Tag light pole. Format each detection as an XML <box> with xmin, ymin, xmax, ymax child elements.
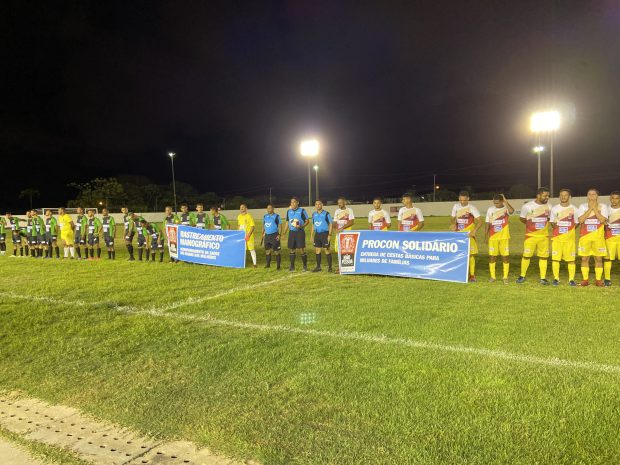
<box><xmin>168</xmin><ymin>152</ymin><xmax>177</xmax><ymax>214</ymax></box>
<box><xmin>313</xmin><ymin>165</ymin><xmax>319</xmax><ymax>201</ymax></box>
<box><xmin>300</xmin><ymin>139</ymin><xmax>319</xmax><ymax>206</ymax></box>
<box><xmin>532</xmin><ymin>146</ymin><xmax>545</xmax><ymax>189</ymax></box>
<box><xmin>531</xmin><ymin>111</ymin><xmax>560</xmax><ymax>193</ymax></box>
<box><xmin>433</xmin><ymin>174</ymin><xmax>437</xmax><ymax>202</ymax></box>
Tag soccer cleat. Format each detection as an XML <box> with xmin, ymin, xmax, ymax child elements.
<box><xmin>516</xmin><ymin>276</ymin><xmax>526</xmax><ymax>284</ymax></box>
<box><xmin>302</xmin><ymin>267</ymin><xmax>308</xmax><ymax>272</ymax></box>
<box><xmin>327</xmin><ymin>267</ymin><xmax>333</xmax><ymax>273</ymax></box>
<box><xmin>502</xmin><ymin>278</ymin><xmax>509</xmax><ymax>285</ymax></box>
<box><xmin>539</xmin><ymin>278</ymin><xmax>549</xmax><ymax>286</ymax></box>
<box><xmin>568</xmin><ymin>280</ymin><xmax>577</xmax><ymax>287</ymax></box>
<box><xmin>253</xmin><ymin>265</ymin><xmax>257</xmax><ymax>269</ymax></box>
<box><xmin>312</xmin><ymin>267</ymin><xmax>322</xmax><ymax>273</ymax></box>
<box><xmin>128</xmin><ymin>257</ymin><xmax>135</xmax><ymax>261</ymax></box>
<box><xmin>488</xmin><ymin>278</ymin><xmax>496</xmax><ymax>283</ymax></box>
<box><xmin>10</xmin><ymin>255</ymin><xmax>17</xmax><ymax>258</ymax></box>
<box><xmin>264</xmin><ymin>264</ymin><xmax>270</xmax><ymax>269</ymax></box>
<box><xmin>604</xmin><ymin>280</ymin><xmax>612</xmax><ymax>287</ymax></box>
<box><xmin>552</xmin><ymin>279</ymin><xmax>560</xmax><ymax>286</ymax></box>
<box><xmin>595</xmin><ymin>280</ymin><xmax>604</xmax><ymax>287</ymax></box>
<box><xmin>289</xmin><ymin>266</ymin><xmax>295</xmax><ymax>272</ymax></box>
<box><xmin>579</xmin><ymin>280</ymin><xmax>589</xmax><ymax>287</ymax></box>
<box><xmin>468</xmin><ymin>275</ymin><xmax>476</xmax><ymax>283</ymax></box>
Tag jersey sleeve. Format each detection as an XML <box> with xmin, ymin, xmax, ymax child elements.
<box><xmin>520</xmin><ymin>204</ymin><xmax>529</xmax><ymax>219</ymax></box>
<box><xmin>397</xmin><ymin>208</ymin><xmax>403</xmax><ymax>221</ymax></box>
<box><xmin>471</xmin><ymin>206</ymin><xmax>481</xmax><ymax>218</ymax></box>
<box><xmin>301</xmin><ymin>209</ymin><xmax>308</xmax><ymax>222</ymax></box>
<box><xmin>326</xmin><ymin>212</ymin><xmax>332</xmax><ymax>224</ymax></box>
<box><xmin>249</xmin><ymin>215</ymin><xmax>255</xmax><ymax>227</ymax></box>
<box><xmin>221</xmin><ymin>214</ymin><xmax>229</xmax><ymax>228</ymax></box>
<box><xmin>485</xmin><ymin>208</ymin><xmax>492</xmax><ymax>223</ymax></box>
<box><xmin>385</xmin><ymin>210</ymin><xmax>392</xmax><ymax>224</ymax></box>
<box><xmin>417</xmin><ymin>208</ymin><xmax>424</xmax><ymax>222</ymax></box>
<box><xmin>576</xmin><ymin>204</ymin><xmax>586</xmax><ymax>220</ymax></box>
<box><xmin>450</xmin><ymin>204</ymin><xmax>457</xmax><ymax>218</ymax></box>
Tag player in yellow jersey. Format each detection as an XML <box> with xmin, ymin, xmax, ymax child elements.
<box><xmin>577</xmin><ymin>188</ymin><xmax>609</xmax><ymax>287</ymax></box>
<box><xmin>237</xmin><ymin>203</ymin><xmax>257</xmax><ymax>268</ymax></box>
<box><xmin>450</xmin><ymin>191</ymin><xmax>481</xmax><ymax>282</ymax></box>
<box><xmin>516</xmin><ymin>187</ymin><xmax>551</xmax><ymax>285</ymax></box>
<box><xmin>603</xmin><ymin>191</ymin><xmax>620</xmax><ymax>287</ymax></box>
<box><xmin>549</xmin><ymin>189</ymin><xmax>578</xmax><ymax>286</ymax></box>
<box><xmin>57</xmin><ymin>207</ymin><xmax>75</xmax><ymax>259</ymax></box>
<box><xmin>485</xmin><ymin>194</ymin><xmax>514</xmax><ymax>284</ymax></box>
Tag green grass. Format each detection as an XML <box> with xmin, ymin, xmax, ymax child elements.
<box><xmin>0</xmin><ymin>427</ymin><xmax>90</xmax><ymax>465</ymax></box>
<box><xmin>1</xmin><ymin>217</ymin><xmax>620</xmax><ymax>464</ymax></box>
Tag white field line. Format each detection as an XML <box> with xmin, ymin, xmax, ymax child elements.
<box><xmin>1</xmin><ymin>290</ymin><xmax>620</xmax><ymax>375</ymax></box>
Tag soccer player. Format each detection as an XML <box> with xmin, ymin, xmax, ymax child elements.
<box><xmin>57</xmin><ymin>207</ymin><xmax>75</xmax><ymax>259</ymax></box>
<box><xmin>30</xmin><ymin>210</ymin><xmax>45</xmax><ymax>258</ymax></box>
<box><xmin>43</xmin><ymin>209</ymin><xmax>60</xmax><ymax>259</ymax></box>
<box><xmin>24</xmin><ymin>210</ymin><xmax>33</xmax><ymax>257</ymax></box>
<box><xmin>261</xmin><ymin>204</ymin><xmax>282</xmax><ymax>269</ymax></box>
<box><xmin>132</xmin><ymin>212</ymin><xmax>147</xmax><ymax>261</ymax></box>
<box><xmin>516</xmin><ymin>188</ymin><xmax>551</xmax><ymax>285</ymax></box>
<box><xmin>101</xmin><ymin>208</ymin><xmax>116</xmax><ymax>259</ymax></box>
<box><xmin>74</xmin><ymin>207</ymin><xmax>88</xmax><ymax>259</ymax></box>
<box><xmin>121</xmin><ymin>207</ymin><xmax>136</xmax><ymax>260</ymax></box>
<box><xmin>5</xmin><ymin>212</ymin><xmax>24</xmax><ymax>257</ymax></box>
<box><xmin>332</xmin><ymin>197</ymin><xmax>355</xmax><ymax>245</ymax></box>
<box><xmin>283</xmin><ymin>197</ymin><xmax>310</xmax><ymax>271</ymax></box>
<box><xmin>450</xmin><ymin>191</ymin><xmax>481</xmax><ymax>282</ymax></box>
<box><xmin>549</xmin><ymin>189</ymin><xmax>578</xmax><ymax>286</ymax></box>
<box><xmin>192</xmin><ymin>204</ymin><xmax>210</xmax><ymax>229</ymax></box>
<box><xmin>311</xmin><ymin>200</ymin><xmax>333</xmax><ymax>272</ymax></box>
<box><xmin>163</xmin><ymin>206</ymin><xmax>180</xmax><ymax>262</ymax></box>
<box><xmin>398</xmin><ymin>194</ymin><xmax>424</xmax><ymax>231</ymax></box>
<box><xmin>210</xmin><ymin>206</ymin><xmax>229</xmax><ymax>230</ymax></box>
<box><xmin>85</xmin><ymin>209</ymin><xmax>102</xmax><ymax>260</ymax></box>
<box><xmin>577</xmin><ymin>188</ymin><xmax>609</xmax><ymax>287</ymax></box>
<box><xmin>368</xmin><ymin>198</ymin><xmax>391</xmax><ymax>231</ymax></box>
<box><xmin>485</xmin><ymin>194</ymin><xmax>514</xmax><ymax>284</ymax></box>
<box><xmin>179</xmin><ymin>203</ymin><xmax>192</xmax><ymax>226</ymax></box>
<box><xmin>140</xmin><ymin>219</ymin><xmax>164</xmax><ymax>262</ymax></box>
<box><xmin>604</xmin><ymin>191</ymin><xmax>620</xmax><ymax>286</ymax></box>
<box><xmin>238</xmin><ymin>203</ymin><xmax>257</xmax><ymax>268</ymax></box>
<box><xmin>0</xmin><ymin>215</ymin><xmax>6</xmax><ymax>256</ymax></box>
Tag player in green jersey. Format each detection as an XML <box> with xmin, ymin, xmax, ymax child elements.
<box><xmin>162</xmin><ymin>206</ymin><xmax>180</xmax><ymax>262</ymax></box>
<box><xmin>178</xmin><ymin>203</ymin><xmax>193</xmax><ymax>226</ymax></box>
<box><xmin>30</xmin><ymin>210</ymin><xmax>46</xmax><ymax>258</ymax></box>
<box><xmin>74</xmin><ymin>207</ymin><xmax>89</xmax><ymax>259</ymax></box>
<box><xmin>121</xmin><ymin>207</ymin><xmax>136</xmax><ymax>260</ymax></box>
<box><xmin>0</xmin><ymin>215</ymin><xmax>6</xmax><ymax>256</ymax></box>
<box><xmin>140</xmin><ymin>219</ymin><xmax>164</xmax><ymax>262</ymax></box>
<box><xmin>5</xmin><ymin>213</ymin><xmax>24</xmax><ymax>257</ymax></box>
<box><xmin>101</xmin><ymin>208</ymin><xmax>116</xmax><ymax>259</ymax></box>
<box><xmin>210</xmin><ymin>206</ymin><xmax>229</xmax><ymax>230</ymax></box>
<box><xmin>85</xmin><ymin>209</ymin><xmax>102</xmax><ymax>260</ymax></box>
<box><xmin>131</xmin><ymin>213</ymin><xmax>147</xmax><ymax>260</ymax></box>
<box><xmin>191</xmin><ymin>203</ymin><xmax>210</xmax><ymax>229</ymax></box>
<box><xmin>43</xmin><ymin>209</ymin><xmax>60</xmax><ymax>259</ymax></box>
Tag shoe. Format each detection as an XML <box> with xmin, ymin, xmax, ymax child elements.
<box><xmin>488</xmin><ymin>278</ymin><xmax>496</xmax><ymax>283</ymax></box>
<box><xmin>253</xmin><ymin>265</ymin><xmax>257</xmax><ymax>269</ymax></box>
<box><xmin>264</xmin><ymin>264</ymin><xmax>270</xmax><ymax>269</ymax></box>
<box><xmin>327</xmin><ymin>268</ymin><xmax>333</xmax><ymax>273</ymax></box>
<box><xmin>10</xmin><ymin>255</ymin><xmax>17</xmax><ymax>258</ymax></box>
<box><xmin>303</xmin><ymin>267</ymin><xmax>307</xmax><ymax>272</ymax></box>
<box><xmin>276</xmin><ymin>267</ymin><xmax>281</xmax><ymax>271</ymax></box>
<box><xmin>128</xmin><ymin>257</ymin><xmax>135</xmax><ymax>261</ymax></box>
<box><xmin>552</xmin><ymin>279</ymin><xmax>560</xmax><ymax>286</ymax></box>
<box><xmin>569</xmin><ymin>280</ymin><xmax>577</xmax><ymax>287</ymax></box>
<box><xmin>516</xmin><ymin>276</ymin><xmax>526</xmax><ymax>284</ymax></box>
<box><xmin>289</xmin><ymin>267</ymin><xmax>295</xmax><ymax>272</ymax></box>
<box><xmin>595</xmin><ymin>280</ymin><xmax>604</xmax><ymax>287</ymax></box>
<box><xmin>468</xmin><ymin>275</ymin><xmax>476</xmax><ymax>283</ymax></box>
<box><xmin>539</xmin><ymin>278</ymin><xmax>550</xmax><ymax>286</ymax></box>
<box><xmin>604</xmin><ymin>280</ymin><xmax>612</xmax><ymax>287</ymax></box>
<box><xmin>579</xmin><ymin>280</ymin><xmax>589</xmax><ymax>287</ymax></box>
<box><xmin>502</xmin><ymin>278</ymin><xmax>509</xmax><ymax>285</ymax></box>
<box><xmin>312</xmin><ymin>267</ymin><xmax>322</xmax><ymax>273</ymax></box>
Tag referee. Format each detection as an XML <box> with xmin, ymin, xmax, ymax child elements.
<box><xmin>283</xmin><ymin>197</ymin><xmax>309</xmax><ymax>271</ymax></box>
<box><xmin>311</xmin><ymin>200</ymin><xmax>333</xmax><ymax>272</ymax></box>
<box><xmin>261</xmin><ymin>204</ymin><xmax>282</xmax><ymax>270</ymax></box>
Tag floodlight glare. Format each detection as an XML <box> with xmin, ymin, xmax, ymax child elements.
<box><xmin>533</xmin><ymin>146</ymin><xmax>545</xmax><ymax>153</ymax></box>
<box><xmin>530</xmin><ymin>111</ymin><xmax>561</xmax><ymax>132</ymax></box>
<box><xmin>300</xmin><ymin>139</ymin><xmax>320</xmax><ymax>157</ymax></box>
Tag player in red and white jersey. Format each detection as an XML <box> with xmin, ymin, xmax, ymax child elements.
<box><xmin>485</xmin><ymin>194</ymin><xmax>514</xmax><ymax>284</ymax></box>
<box><xmin>517</xmin><ymin>187</ymin><xmax>551</xmax><ymax>285</ymax></box>
<box><xmin>450</xmin><ymin>190</ymin><xmax>481</xmax><ymax>282</ymax></box>
<box><xmin>603</xmin><ymin>191</ymin><xmax>620</xmax><ymax>286</ymax></box>
<box><xmin>549</xmin><ymin>189</ymin><xmax>579</xmax><ymax>286</ymax></box>
<box><xmin>368</xmin><ymin>197</ymin><xmax>391</xmax><ymax>231</ymax></box>
<box><xmin>397</xmin><ymin>194</ymin><xmax>424</xmax><ymax>232</ymax></box>
<box><xmin>332</xmin><ymin>197</ymin><xmax>355</xmax><ymax>258</ymax></box>
<box><xmin>577</xmin><ymin>188</ymin><xmax>609</xmax><ymax>287</ymax></box>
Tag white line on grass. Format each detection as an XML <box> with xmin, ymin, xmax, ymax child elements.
<box><xmin>1</xmin><ymin>290</ymin><xmax>620</xmax><ymax>375</ymax></box>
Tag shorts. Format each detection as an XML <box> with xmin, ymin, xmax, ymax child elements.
<box><xmin>124</xmin><ymin>230</ymin><xmax>135</xmax><ymax>242</ymax></box>
<box><xmin>469</xmin><ymin>236</ymin><xmax>478</xmax><ymax>255</ymax></box>
<box><xmin>29</xmin><ymin>236</ymin><xmax>38</xmax><ymax>246</ymax></box>
<box><xmin>607</xmin><ymin>238</ymin><xmax>620</xmax><ymax>260</ymax></box>
<box><xmin>103</xmin><ymin>235</ymin><xmax>115</xmax><ymax>247</ymax></box>
<box><xmin>74</xmin><ymin>232</ymin><xmax>85</xmax><ymax>245</ymax></box>
<box><xmin>61</xmin><ymin>232</ymin><xmax>74</xmax><ymax>244</ymax></box>
<box><xmin>245</xmin><ymin>235</ymin><xmax>255</xmax><ymax>251</ymax></box>
<box><xmin>313</xmin><ymin>231</ymin><xmax>330</xmax><ymax>249</ymax></box>
<box><xmin>12</xmin><ymin>233</ymin><xmax>21</xmax><ymax>244</ymax></box>
<box><xmin>45</xmin><ymin>233</ymin><xmax>57</xmax><ymax>244</ymax></box>
<box><xmin>488</xmin><ymin>238</ymin><xmax>510</xmax><ymax>257</ymax></box>
<box><xmin>137</xmin><ymin>235</ymin><xmax>146</xmax><ymax>247</ymax></box>
<box><xmin>288</xmin><ymin>230</ymin><xmax>306</xmax><ymax>249</ymax></box>
<box><xmin>87</xmin><ymin>235</ymin><xmax>100</xmax><ymax>246</ymax></box>
<box><xmin>578</xmin><ymin>236</ymin><xmax>607</xmax><ymax>257</ymax></box>
<box><xmin>0</xmin><ymin>233</ymin><xmax>5</xmax><ymax>243</ymax></box>
<box><xmin>551</xmin><ymin>239</ymin><xmax>576</xmax><ymax>262</ymax></box>
<box><xmin>523</xmin><ymin>236</ymin><xmax>549</xmax><ymax>258</ymax></box>
<box><xmin>150</xmin><ymin>236</ymin><xmax>163</xmax><ymax>250</ymax></box>
<box><xmin>264</xmin><ymin>233</ymin><xmax>281</xmax><ymax>251</ymax></box>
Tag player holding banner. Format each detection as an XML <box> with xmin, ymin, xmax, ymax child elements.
<box><xmin>485</xmin><ymin>194</ymin><xmax>514</xmax><ymax>284</ymax></box>
<box><xmin>549</xmin><ymin>189</ymin><xmax>578</xmax><ymax>286</ymax></box>
<box><xmin>261</xmin><ymin>204</ymin><xmax>282</xmax><ymax>270</ymax></box>
<box><xmin>604</xmin><ymin>191</ymin><xmax>620</xmax><ymax>286</ymax></box>
<box><xmin>450</xmin><ymin>191</ymin><xmax>481</xmax><ymax>282</ymax></box>
<box><xmin>311</xmin><ymin>200</ymin><xmax>333</xmax><ymax>272</ymax></box>
<box><xmin>577</xmin><ymin>188</ymin><xmax>609</xmax><ymax>287</ymax></box>
<box><xmin>191</xmin><ymin>204</ymin><xmax>210</xmax><ymax>229</ymax></box>
<box><xmin>516</xmin><ymin>188</ymin><xmax>551</xmax><ymax>285</ymax></box>
<box><xmin>368</xmin><ymin>197</ymin><xmax>391</xmax><ymax>231</ymax></box>
<box><xmin>210</xmin><ymin>206</ymin><xmax>229</xmax><ymax>230</ymax></box>
<box><xmin>398</xmin><ymin>194</ymin><xmax>424</xmax><ymax>231</ymax></box>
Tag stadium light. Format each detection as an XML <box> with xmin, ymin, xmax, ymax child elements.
<box><xmin>531</xmin><ymin>110</ymin><xmax>560</xmax><ymax>194</ymax></box>
<box><xmin>313</xmin><ymin>165</ymin><xmax>319</xmax><ymax>201</ymax></box>
<box><xmin>532</xmin><ymin>146</ymin><xmax>545</xmax><ymax>189</ymax></box>
<box><xmin>299</xmin><ymin>139</ymin><xmax>320</xmax><ymax>205</ymax></box>
<box><xmin>168</xmin><ymin>152</ymin><xmax>177</xmax><ymax>214</ymax></box>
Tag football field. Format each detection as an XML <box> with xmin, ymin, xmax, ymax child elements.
<box><xmin>1</xmin><ymin>216</ymin><xmax>619</xmax><ymax>464</ymax></box>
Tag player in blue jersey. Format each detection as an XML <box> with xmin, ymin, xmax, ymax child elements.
<box><xmin>261</xmin><ymin>204</ymin><xmax>282</xmax><ymax>270</ymax></box>
<box><xmin>283</xmin><ymin>197</ymin><xmax>310</xmax><ymax>271</ymax></box>
<box><xmin>311</xmin><ymin>200</ymin><xmax>333</xmax><ymax>272</ymax></box>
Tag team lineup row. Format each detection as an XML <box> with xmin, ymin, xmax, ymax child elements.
<box><xmin>1</xmin><ymin>189</ymin><xmax>619</xmax><ymax>285</ymax></box>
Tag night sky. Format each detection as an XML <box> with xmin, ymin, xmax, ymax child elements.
<box><xmin>3</xmin><ymin>1</ymin><xmax>620</xmax><ymax>209</ymax></box>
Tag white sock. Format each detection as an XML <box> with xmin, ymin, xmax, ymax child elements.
<box><xmin>69</xmin><ymin>247</ymin><xmax>75</xmax><ymax>258</ymax></box>
<box><xmin>64</xmin><ymin>247</ymin><xmax>69</xmax><ymax>258</ymax></box>
<box><xmin>250</xmin><ymin>250</ymin><xmax>257</xmax><ymax>265</ymax></box>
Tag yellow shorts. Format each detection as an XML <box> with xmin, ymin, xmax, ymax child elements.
<box><xmin>578</xmin><ymin>236</ymin><xmax>607</xmax><ymax>257</ymax></box>
<box><xmin>469</xmin><ymin>237</ymin><xmax>478</xmax><ymax>255</ymax></box>
<box><xmin>523</xmin><ymin>236</ymin><xmax>549</xmax><ymax>258</ymax></box>
<box><xmin>488</xmin><ymin>238</ymin><xmax>509</xmax><ymax>257</ymax></box>
<box><xmin>605</xmin><ymin>238</ymin><xmax>620</xmax><ymax>260</ymax></box>
<box><xmin>246</xmin><ymin>236</ymin><xmax>255</xmax><ymax>251</ymax></box>
<box><xmin>551</xmin><ymin>239</ymin><xmax>576</xmax><ymax>262</ymax></box>
<box><xmin>61</xmin><ymin>233</ymin><xmax>75</xmax><ymax>244</ymax></box>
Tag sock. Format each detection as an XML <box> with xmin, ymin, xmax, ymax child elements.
<box><xmin>276</xmin><ymin>254</ymin><xmax>281</xmax><ymax>269</ymax></box>
<box><xmin>301</xmin><ymin>253</ymin><xmax>307</xmax><ymax>269</ymax></box>
<box><xmin>552</xmin><ymin>261</ymin><xmax>560</xmax><ymax>280</ymax></box>
<box><xmin>539</xmin><ymin>259</ymin><xmax>548</xmax><ymax>279</ymax></box>
<box><xmin>38</xmin><ymin>248</ymin><xmax>42</xmax><ymax>257</ymax></box>
<box><xmin>15</xmin><ymin>248</ymin><xmax>19</xmax><ymax>256</ymax></box>
<box><xmin>581</xmin><ymin>265</ymin><xmax>590</xmax><ymax>281</ymax></box>
<box><xmin>159</xmin><ymin>251</ymin><xmax>164</xmax><ymax>262</ymax></box>
<box><xmin>24</xmin><ymin>245</ymin><xmax>29</xmax><ymax>255</ymax></box>
<box><xmin>604</xmin><ymin>261</ymin><xmax>612</xmax><ymax>280</ymax></box>
<box><xmin>127</xmin><ymin>244</ymin><xmax>134</xmax><ymax>258</ymax></box>
<box><xmin>151</xmin><ymin>252</ymin><xmax>156</xmax><ymax>261</ymax></box>
<box><xmin>112</xmin><ymin>251</ymin><xmax>115</xmax><ymax>260</ymax></box>
<box><xmin>64</xmin><ymin>247</ymin><xmax>69</xmax><ymax>258</ymax></box>
<box><xmin>89</xmin><ymin>248</ymin><xmax>94</xmax><ymax>258</ymax></box>
<box><xmin>250</xmin><ymin>250</ymin><xmax>257</xmax><ymax>265</ymax></box>
<box><xmin>138</xmin><ymin>248</ymin><xmax>143</xmax><ymax>261</ymax></box>
<box><xmin>595</xmin><ymin>266</ymin><xmax>603</xmax><ymax>281</ymax></box>
<box><xmin>108</xmin><ymin>251</ymin><xmax>111</xmax><ymax>259</ymax></box>
<box><xmin>502</xmin><ymin>262</ymin><xmax>510</xmax><ymax>279</ymax></box>
<box><xmin>568</xmin><ymin>262</ymin><xmax>576</xmax><ymax>281</ymax></box>
<box><xmin>326</xmin><ymin>253</ymin><xmax>332</xmax><ymax>269</ymax></box>
<box><xmin>520</xmin><ymin>257</ymin><xmax>531</xmax><ymax>277</ymax></box>
<box><xmin>76</xmin><ymin>247</ymin><xmax>81</xmax><ymax>258</ymax></box>
<box><xmin>19</xmin><ymin>247</ymin><xmax>23</xmax><ymax>256</ymax></box>
<box><xmin>45</xmin><ymin>248</ymin><xmax>49</xmax><ymax>258</ymax></box>
<box><xmin>489</xmin><ymin>262</ymin><xmax>496</xmax><ymax>279</ymax></box>
<box><xmin>265</xmin><ymin>254</ymin><xmax>272</xmax><ymax>267</ymax></box>
<box><xmin>315</xmin><ymin>253</ymin><xmax>322</xmax><ymax>268</ymax></box>
<box><xmin>290</xmin><ymin>253</ymin><xmax>296</xmax><ymax>269</ymax></box>
<box><xmin>70</xmin><ymin>247</ymin><xmax>75</xmax><ymax>258</ymax></box>
<box><xmin>469</xmin><ymin>256</ymin><xmax>476</xmax><ymax>276</ymax></box>
<box><xmin>97</xmin><ymin>248</ymin><xmax>101</xmax><ymax>258</ymax></box>
<box><xmin>31</xmin><ymin>248</ymin><xmax>35</xmax><ymax>257</ymax></box>
<box><xmin>55</xmin><ymin>246</ymin><xmax>59</xmax><ymax>258</ymax></box>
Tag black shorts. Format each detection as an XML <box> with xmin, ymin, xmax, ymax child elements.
<box><xmin>264</xmin><ymin>233</ymin><xmax>281</xmax><ymax>251</ymax></box>
<box><xmin>0</xmin><ymin>233</ymin><xmax>5</xmax><ymax>242</ymax></box>
<box><xmin>87</xmin><ymin>235</ymin><xmax>100</xmax><ymax>246</ymax></box>
<box><xmin>74</xmin><ymin>231</ymin><xmax>84</xmax><ymax>245</ymax></box>
<box><xmin>137</xmin><ymin>235</ymin><xmax>146</xmax><ymax>247</ymax></box>
<box><xmin>35</xmin><ymin>235</ymin><xmax>45</xmax><ymax>245</ymax></box>
<box><xmin>150</xmin><ymin>236</ymin><xmax>163</xmax><ymax>250</ymax></box>
<box><xmin>313</xmin><ymin>232</ymin><xmax>330</xmax><ymax>249</ymax></box>
<box><xmin>288</xmin><ymin>230</ymin><xmax>306</xmax><ymax>249</ymax></box>
<box><xmin>45</xmin><ymin>233</ymin><xmax>57</xmax><ymax>244</ymax></box>
<box><xmin>103</xmin><ymin>235</ymin><xmax>115</xmax><ymax>247</ymax></box>
<box><xmin>124</xmin><ymin>230</ymin><xmax>135</xmax><ymax>242</ymax></box>
<box><xmin>12</xmin><ymin>233</ymin><xmax>21</xmax><ymax>243</ymax></box>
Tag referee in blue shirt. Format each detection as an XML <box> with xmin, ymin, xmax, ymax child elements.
<box><xmin>283</xmin><ymin>197</ymin><xmax>310</xmax><ymax>271</ymax></box>
<box><xmin>261</xmin><ymin>204</ymin><xmax>282</xmax><ymax>269</ymax></box>
<box><xmin>311</xmin><ymin>199</ymin><xmax>333</xmax><ymax>272</ymax></box>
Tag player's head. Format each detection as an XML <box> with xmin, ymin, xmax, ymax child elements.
<box><xmin>165</xmin><ymin>206</ymin><xmax>172</xmax><ymax>215</ymax></box>
<box><xmin>492</xmin><ymin>194</ymin><xmax>504</xmax><ymax>208</ymax></box>
<box><xmin>536</xmin><ymin>187</ymin><xmax>550</xmax><ymax>204</ymax></box>
<box><xmin>266</xmin><ymin>204</ymin><xmax>274</xmax><ymax>214</ymax></box>
<box><xmin>315</xmin><ymin>199</ymin><xmax>323</xmax><ymax>211</ymax></box>
<box><xmin>31</xmin><ymin>209</ymin><xmax>37</xmax><ymax>216</ymax></box>
<box><xmin>196</xmin><ymin>203</ymin><xmax>204</xmax><ymax>212</ymax></box>
<box><xmin>373</xmin><ymin>197</ymin><xmax>382</xmax><ymax>209</ymax></box>
<box><xmin>6</xmin><ymin>212</ymin><xmax>12</xmax><ymax>218</ymax></box>
<box><xmin>181</xmin><ymin>203</ymin><xmax>188</xmax><ymax>213</ymax></box>
<box><xmin>401</xmin><ymin>193</ymin><xmax>412</xmax><ymax>206</ymax></box>
<box><xmin>45</xmin><ymin>209</ymin><xmax>52</xmax><ymax>217</ymax></box>
<box><xmin>87</xmin><ymin>209</ymin><xmax>95</xmax><ymax>217</ymax></box>
<box><xmin>458</xmin><ymin>191</ymin><xmax>470</xmax><ymax>206</ymax></box>
<box><xmin>610</xmin><ymin>191</ymin><xmax>620</xmax><ymax>208</ymax></box>
<box><xmin>140</xmin><ymin>219</ymin><xmax>148</xmax><ymax>226</ymax></box>
<box><xmin>102</xmin><ymin>208</ymin><xmax>109</xmax><ymax>215</ymax></box>
<box><xmin>558</xmin><ymin>188</ymin><xmax>572</xmax><ymax>204</ymax></box>
<box><xmin>586</xmin><ymin>188</ymin><xmax>600</xmax><ymax>201</ymax></box>
<box><xmin>290</xmin><ymin>197</ymin><xmax>299</xmax><ymax>209</ymax></box>
<box><xmin>337</xmin><ymin>197</ymin><xmax>346</xmax><ymax>208</ymax></box>
<box><xmin>210</xmin><ymin>205</ymin><xmax>218</xmax><ymax>214</ymax></box>
<box><xmin>25</xmin><ymin>210</ymin><xmax>31</xmax><ymax>218</ymax></box>
<box><xmin>77</xmin><ymin>207</ymin><xmax>84</xmax><ymax>214</ymax></box>
<box><xmin>240</xmin><ymin>203</ymin><xmax>247</xmax><ymax>214</ymax></box>
<box><xmin>58</xmin><ymin>207</ymin><xmax>65</xmax><ymax>215</ymax></box>
<box><xmin>121</xmin><ymin>207</ymin><xmax>128</xmax><ymax>214</ymax></box>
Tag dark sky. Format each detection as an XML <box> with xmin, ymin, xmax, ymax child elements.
<box><xmin>3</xmin><ymin>1</ymin><xmax>620</xmax><ymax>208</ymax></box>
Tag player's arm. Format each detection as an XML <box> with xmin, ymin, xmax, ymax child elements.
<box><xmin>246</xmin><ymin>224</ymin><xmax>255</xmax><ymax>241</ymax></box>
<box><xmin>519</xmin><ymin>206</ymin><xmax>528</xmax><ymax>225</ymax></box>
<box><xmin>189</xmin><ymin>212</ymin><xmax>197</xmax><ymax>227</ymax></box>
<box><xmin>593</xmin><ymin>205</ymin><xmax>608</xmax><ymax>224</ymax></box>
<box><xmin>577</xmin><ymin>206</ymin><xmax>592</xmax><ymax>224</ymax></box>
<box><xmin>501</xmin><ymin>195</ymin><xmax>515</xmax><ymax>215</ymax></box>
<box><xmin>415</xmin><ymin>210</ymin><xmax>424</xmax><ymax>231</ymax></box>
<box><xmin>221</xmin><ymin>214</ymin><xmax>229</xmax><ymax>230</ymax></box>
<box><xmin>277</xmin><ymin>215</ymin><xmax>282</xmax><ymax>239</ymax></box>
<box><xmin>310</xmin><ymin>216</ymin><xmax>316</xmax><ymax>242</ymax></box>
<box><xmin>301</xmin><ymin>210</ymin><xmax>310</xmax><ymax>229</ymax></box>
<box><xmin>327</xmin><ymin>212</ymin><xmax>333</xmax><ymax>236</ymax></box>
<box><xmin>470</xmin><ymin>215</ymin><xmax>482</xmax><ymax>237</ymax></box>
<box><xmin>484</xmin><ymin>221</ymin><xmax>491</xmax><ymax>241</ymax></box>
<box><xmin>110</xmin><ymin>217</ymin><xmax>116</xmax><ymax>237</ymax></box>
<box><xmin>96</xmin><ymin>218</ymin><xmax>103</xmax><ymax>235</ymax></box>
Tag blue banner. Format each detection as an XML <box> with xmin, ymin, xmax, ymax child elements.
<box><xmin>165</xmin><ymin>224</ymin><xmax>246</xmax><ymax>268</ymax></box>
<box><xmin>337</xmin><ymin>230</ymin><xmax>470</xmax><ymax>283</ymax></box>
